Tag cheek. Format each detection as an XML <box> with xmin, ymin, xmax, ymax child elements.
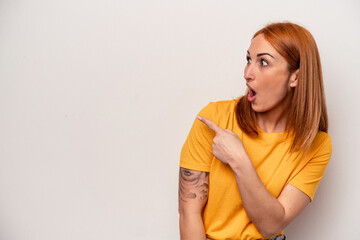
<box><xmin>262</xmin><ymin>72</ymin><xmax>290</xmax><ymax>100</ymax></box>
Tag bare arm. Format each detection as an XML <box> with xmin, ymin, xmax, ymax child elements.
<box><xmin>178</xmin><ymin>167</ymin><xmax>209</xmax><ymax>240</ymax></box>
<box><xmin>231</xmin><ymin>157</ymin><xmax>310</xmax><ymax>238</ymax></box>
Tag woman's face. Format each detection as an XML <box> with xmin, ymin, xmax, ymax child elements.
<box><xmin>244</xmin><ymin>34</ymin><xmax>298</xmax><ymax>114</ymax></box>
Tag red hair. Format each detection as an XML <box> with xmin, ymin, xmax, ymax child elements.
<box><xmin>235</xmin><ymin>22</ymin><xmax>328</xmax><ymax>153</ymax></box>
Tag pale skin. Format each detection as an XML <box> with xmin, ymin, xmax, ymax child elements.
<box><xmin>178</xmin><ymin>34</ymin><xmax>310</xmax><ymax>239</ymax></box>
<box><xmin>178</xmin><ymin>168</ymin><xmax>208</xmax><ymax>240</ymax></box>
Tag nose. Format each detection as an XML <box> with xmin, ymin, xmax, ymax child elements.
<box><xmin>244</xmin><ymin>64</ymin><xmax>254</xmax><ymax>82</ymax></box>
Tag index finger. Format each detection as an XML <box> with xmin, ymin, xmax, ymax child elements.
<box><xmin>196</xmin><ymin>116</ymin><xmax>223</xmax><ymax>133</ymax></box>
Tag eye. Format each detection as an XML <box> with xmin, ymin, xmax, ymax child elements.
<box><xmin>260</xmin><ymin>59</ymin><xmax>268</xmax><ymax>66</ymax></box>
<box><xmin>246</xmin><ymin>56</ymin><xmax>252</xmax><ymax>64</ymax></box>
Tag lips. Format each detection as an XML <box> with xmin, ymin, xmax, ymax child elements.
<box><xmin>247</xmin><ymin>84</ymin><xmax>257</xmax><ymax>102</ymax></box>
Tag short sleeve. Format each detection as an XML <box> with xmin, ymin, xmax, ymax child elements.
<box><xmin>288</xmin><ymin>135</ymin><xmax>332</xmax><ymax>201</ymax></box>
<box><xmin>179</xmin><ymin>102</ymin><xmax>216</xmax><ymax>172</ymax></box>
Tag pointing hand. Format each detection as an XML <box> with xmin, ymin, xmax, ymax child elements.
<box><xmin>196</xmin><ymin>116</ymin><xmax>247</xmax><ymax>167</ymax></box>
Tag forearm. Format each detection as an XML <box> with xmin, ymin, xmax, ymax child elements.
<box><xmin>230</xmin><ymin>156</ymin><xmax>285</xmax><ymax>237</ymax></box>
<box><xmin>179</xmin><ymin>213</ymin><xmax>206</xmax><ymax>240</ymax></box>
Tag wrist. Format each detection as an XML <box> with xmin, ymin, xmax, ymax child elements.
<box><xmin>229</xmin><ymin>153</ymin><xmax>251</xmax><ymax>173</ymax></box>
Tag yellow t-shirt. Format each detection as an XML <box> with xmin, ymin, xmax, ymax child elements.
<box><xmin>180</xmin><ymin>99</ymin><xmax>332</xmax><ymax>240</ymax></box>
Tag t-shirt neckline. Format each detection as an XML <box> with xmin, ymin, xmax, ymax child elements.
<box><xmin>257</xmin><ymin>127</ymin><xmax>288</xmax><ymax>143</ymax></box>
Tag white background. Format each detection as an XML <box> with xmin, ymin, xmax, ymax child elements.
<box><xmin>1</xmin><ymin>0</ymin><xmax>359</xmax><ymax>239</ymax></box>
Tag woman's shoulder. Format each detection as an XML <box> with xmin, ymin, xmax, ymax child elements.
<box><xmin>198</xmin><ymin>98</ymin><xmax>240</xmax><ymax>130</ymax></box>
<box><xmin>314</xmin><ymin>131</ymin><xmax>331</xmax><ymax>143</ymax></box>
<box><xmin>310</xmin><ymin>131</ymin><xmax>332</xmax><ymax>152</ymax></box>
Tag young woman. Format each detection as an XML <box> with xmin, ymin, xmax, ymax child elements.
<box><xmin>178</xmin><ymin>22</ymin><xmax>332</xmax><ymax>240</ymax></box>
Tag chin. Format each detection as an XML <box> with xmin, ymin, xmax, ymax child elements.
<box><xmin>251</xmin><ymin>102</ymin><xmax>273</xmax><ymax>113</ymax></box>
<box><xmin>251</xmin><ymin>102</ymin><xmax>265</xmax><ymax>113</ymax></box>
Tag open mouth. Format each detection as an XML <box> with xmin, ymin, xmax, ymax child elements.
<box><xmin>247</xmin><ymin>85</ymin><xmax>257</xmax><ymax>102</ymax></box>
<box><xmin>249</xmin><ymin>89</ymin><xmax>256</xmax><ymax>97</ymax></box>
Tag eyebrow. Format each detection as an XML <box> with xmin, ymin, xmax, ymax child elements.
<box><xmin>247</xmin><ymin>50</ymin><xmax>275</xmax><ymax>59</ymax></box>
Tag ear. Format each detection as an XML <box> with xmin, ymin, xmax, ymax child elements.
<box><xmin>289</xmin><ymin>69</ymin><xmax>299</xmax><ymax>88</ymax></box>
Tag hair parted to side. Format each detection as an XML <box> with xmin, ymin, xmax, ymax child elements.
<box><xmin>235</xmin><ymin>22</ymin><xmax>328</xmax><ymax>153</ymax></box>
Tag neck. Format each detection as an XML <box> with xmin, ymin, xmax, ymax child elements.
<box><xmin>256</xmin><ymin>95</ymin><xmax>292</xmax><ymax>133</ymax></box>
<box><xmin>256</xmin><ymin>110</ymin><xmax>288</xmax><ymax>133</ymax></box>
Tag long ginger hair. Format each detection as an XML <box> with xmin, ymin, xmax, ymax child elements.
<box><xmin>235</xmin><ymin>22</ymin><xmax>328</xmax><ymax>153</ymax></box>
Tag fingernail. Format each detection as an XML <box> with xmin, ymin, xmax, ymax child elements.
<box><xmin>196</xmin><ymin>116</ymin><xmax>202</xmax><ymax>120</ymax></box>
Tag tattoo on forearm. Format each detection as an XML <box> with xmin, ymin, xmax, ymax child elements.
<box><xmin>179</xmin><ymin>168</ymin><xmax>209</xmax><ymax>202</ymax></box>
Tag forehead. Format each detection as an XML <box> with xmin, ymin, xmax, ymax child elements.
<box><xmin>248</xmin><ymin>34</ymin><xmax>278</xmax><ymax>57</ymax></box>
